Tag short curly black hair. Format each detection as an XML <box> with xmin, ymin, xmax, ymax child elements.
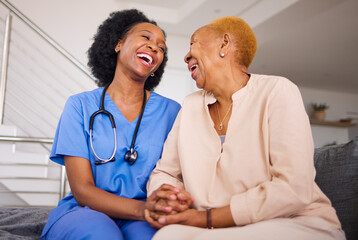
<box><xmin>87</xmin><ymin>9</ymin><xmax>168</xmax><ymax>91</ymax></box>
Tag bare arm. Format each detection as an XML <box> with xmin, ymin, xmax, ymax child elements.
<box><xmin>145</xmin><ymin>205</ymin><xmax>235</xmax><ymax>229</ymax></box>
<box><xmin>65</xmin><ymin>156</ymin><xmax>145</xmax><ymax>220</ymax></box>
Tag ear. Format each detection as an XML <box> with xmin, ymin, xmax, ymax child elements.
<box><xmin>219</xmin><ymin>33</ymin><xmax>231</xmax><ymax>57</ymax></box>
<box><xmin>114</xmin><ymin>39</ymin><xmax>122</xmax><ymax>53</ymax></box>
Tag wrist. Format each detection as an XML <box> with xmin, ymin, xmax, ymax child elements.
<box><xmin>190</xmin><ymin>210</ymin><xmax>207</xmax><ymax>228</ymax></box>
<box><xmin>135</xmin><ymin>201</ymin><xmax>146</xmax><ymax>221</ymax></box>
<box><xmin>206</xmin><ymin>208</ymin><xmax>214</xmax><ymax>229</ymax></box>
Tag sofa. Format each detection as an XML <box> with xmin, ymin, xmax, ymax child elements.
<box><xmin>314</xmin><ymin>136</ymin><xmax>358</xmax><ymax>240</ymax></box>
<box><xmin>0</xmin><ymin>137</ymin><xmax>357</xmax><ymax>239</ymax></box>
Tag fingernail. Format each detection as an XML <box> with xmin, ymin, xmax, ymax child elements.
<box><xmin>165</xmin><ymin>206</ymin><xmax>172</xmax><ymax>212</ymax></box>
<box><xmin>169</xmin><ymin>194</ymin><xmax>177</xmax><ymax>200</ymax></box>
<box><xmin>174</xmin><ymin>187</ymin><xmax>180</xmax><ymax>193</ymax></box>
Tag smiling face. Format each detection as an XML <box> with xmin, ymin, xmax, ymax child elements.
<box><xmin>115</xmin><ymin>22</ymin><xmax>166</xmax><ymax>81</ymax></box>
<box><xmin>184</xmin><ymin>26</ymin><xmax>222</xmax><ymax>90</ymax></box>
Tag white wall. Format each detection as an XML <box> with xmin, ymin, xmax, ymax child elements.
<box><xmin>155</xmin><ymin>34</ymin><xmax>198</xmax><ymax>104</ymax></box>
<box><xmin>7</xmin><ymin>0</ymin><xmax>192</xmax><ymax>72</ymax></box>
<box><xmin>300</xmin><ymin>87</ymin><xmax>358</xmax><ymax>147</ymax></box>
<box><xmin>6</xmin><ymin>0</ymin><xmax>196</xmax><ymax>104</ymax></box>
<box><xmin>6</xmin><ymin>0</ymin><xmax>358</xmax><ymax>146</ymax></box>
<box><xmin>8</xmin><ymin>0</ymin><xmax>122</xmax><ymax>66</ymax></box>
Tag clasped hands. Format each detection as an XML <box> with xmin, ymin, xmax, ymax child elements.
<box><xmin>145</xmin><ymin>184</ymin><xmax>205</xmax><ymax>229</ymax></box>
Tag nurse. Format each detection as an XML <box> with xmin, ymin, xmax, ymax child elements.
<box><xmin>40</xmin><ymin>9</ymin><xmax>180</xmax><ymax>240</ymax></box>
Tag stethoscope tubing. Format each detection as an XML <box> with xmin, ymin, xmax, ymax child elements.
<box><xmin>89</xmin><ymin>84</ymin><xmax>146</xmax><ymax>165</ymax></box>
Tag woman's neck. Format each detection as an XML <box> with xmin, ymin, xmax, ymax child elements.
<box><xmin>108</xmin><ymin>69</ymin><xmax>146</xmax><ymax>105</ymax></box>
<box><xmin>107</xmin><ymin>74</ymin><xmax>149</xmax><ymax>123</ymax></box>
<box><xmin>211</xmin><ymin>68</ymin><xmax>250</xmax><ymax>104</ymax></box>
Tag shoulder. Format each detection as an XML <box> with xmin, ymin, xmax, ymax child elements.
<box><xmin>249</xmin><ymin>74</ymin><xmax>304</xmax><ymax>109</ymax></box>
<box><xmin>150</xmin><ymin>92</ymin><xmax>181</xmax><ymax>112</ymax></box>
<box><xmin>69</xmin><ymin>88</ymin><xmax>102</xmax><ymax>103</ymax></box>
<box><xmin>250</xmin><ymin>73</ymin><xmax>297</xmax><ymax>88</ymax></box>
<box><xmin>249</xmin><ymin>74</ymin><xmax>299</xmax><ymax>96</ymax></box>
<box><xmin>64</xmin><ymin>88</ymin><xmax>102</xmax><ymax>113</ymax></box>
<box><xmin>182</xmin><ymin>90</ymin><xmax>206</xmax><ymax>105</ymax></box>
<box><xmin>178</xmin><ymin>91</ymin><xmax>208</xmax><ymax>119</ymax></box>
<box><xmin>67</xmin><ymin>88</ymin><xmax>101</xmax><ymax>105</ymax></box>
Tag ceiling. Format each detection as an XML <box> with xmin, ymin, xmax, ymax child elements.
<box><xmin>120</xmin><ymin>0</ymin><xmax>358</xmax><ymax>94</ymax></box>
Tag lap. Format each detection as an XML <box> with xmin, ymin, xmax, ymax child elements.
<box><xmin>45</xmin><ymin>207</ymin><xmax>156</xmax><ymax>240</ymax></box>
<box><xmin>153</xmin><ymin>217</ymin><xmax>346</xmax><ymax>240</ymax></box>
<box><xmin>121</xmin><ymin>220</ymin><xmax>157</xmax><ymax>240</ymax></box>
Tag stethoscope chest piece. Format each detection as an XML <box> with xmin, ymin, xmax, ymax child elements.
<box><xmin>124</xmin><ymin>149</ymin><xmax>137</xmax><ymax>165</ymax></box>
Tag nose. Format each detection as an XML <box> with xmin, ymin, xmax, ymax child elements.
<box><xmin>184</xmin><ymin>51</ymin><xmax>191</xmax><ymax>63</ymax></box>
<box><xmin>147</xmin><ymin>43</ymin><xmax>158</xmax><ymax>53</ymax></box>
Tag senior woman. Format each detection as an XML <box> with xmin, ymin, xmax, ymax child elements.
<box><xmin>40</xmin><ymin>9</ymin><xmax>180</xmax><ymax>240</ymax></box>
<box><xmin>145</xmin><ymin>16</ymin><xmax>346</xmax><ymax>240</ymax></box>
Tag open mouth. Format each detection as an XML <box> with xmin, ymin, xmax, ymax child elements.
<box><xmin>190</xmin><ymin>64</ymin><xmax>198</xmax><ymax>72</ymax></box>
<box><xmin>137</xmin><ymin>53</ymin><xmax>153</xmax><ymax>66</ymax></box>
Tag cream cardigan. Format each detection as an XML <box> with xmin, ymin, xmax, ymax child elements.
<box><xmin>147</xmin><ymin>74</ymin><xmax>341</xmax><ymax>229</ymax></box>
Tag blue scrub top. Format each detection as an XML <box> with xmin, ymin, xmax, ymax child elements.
<box><xmin>42</xmin><ymin>88</ymin><xmax>180</xmax><ymax>236</ymax></box>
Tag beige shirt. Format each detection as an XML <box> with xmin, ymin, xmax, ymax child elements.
<box><xmin>147</xmin><ymin>74</ymin><xmax>341</xmax><ymax>229</ymax></box>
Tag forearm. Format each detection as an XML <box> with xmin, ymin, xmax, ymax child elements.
<box><xmin>65</xmin><ymin>156</ymin><xmax>146</xmax><ymax>221</ymax></box>
<box><xmin>176</xmin><ymin>207</ymin><xmax>235</xmax><ymax>229</ymax></box>
<box><xmin>210</xmin><ymin>206</ymin><xmax>235</xmax><ymax>228</ymax></box>
<box><xmin>150</xmin><ymin>205</ymin><xmax>235</xmax><ymax>229</ymax></box>
<box><xmin>73</xmin><ymin>184</ymin><xmax>145</xmax><ymax>221</ymax></box>
<box><xmin>189</xmin><ymin>206</ymin><xmax>235</xmax><ymax>228</ymax></box>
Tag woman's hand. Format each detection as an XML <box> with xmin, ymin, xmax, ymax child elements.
<box><xmin>146</xmin><ymin>184</ymin><xmax>193</xmax><ymax>214</ymax></box>
<box><xmin>146</xmin><ymin>209</ymin><xmax>206</xmax><ymax>229</ymax></box>
<box><xmin>145</xmin><ymin>184</ymin><xmax>194</xmax><ymax>228</ymax></box>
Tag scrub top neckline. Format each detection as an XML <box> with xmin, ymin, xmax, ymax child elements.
<box><xmin>104</xmin><ymin>89</ymin><xmax>155</xmax><ymax>124</ymax></box>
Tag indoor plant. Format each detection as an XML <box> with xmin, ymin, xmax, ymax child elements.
<box><xmin>311</xmin><ymin>103</ymin><xmax>329</xmax><ymax>120</ymax></box>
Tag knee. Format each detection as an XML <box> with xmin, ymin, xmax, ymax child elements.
<box><xmin>47</xmin><ymin>209</ymin><xmax>123</xmax><ymax>240</ymax></box>
<box><xmin>75</xmin><ymin>211</ymin><xmax>123</xmax><ymax>239</ymax></box>
<box><xmin>152</xmin><ymin>224</ymin><xmax>186</xmax><ymax>240</ymax></box>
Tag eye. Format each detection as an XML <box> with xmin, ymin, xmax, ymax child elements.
<box><xmin>159</xmin><ymin>46</ymin><xmax>166</xmax><ymax>53</ymax></box>
<box><xmin>142</xmin><ymin>35</ymin><xmax>149</xmax><ymax>40</ymax></box>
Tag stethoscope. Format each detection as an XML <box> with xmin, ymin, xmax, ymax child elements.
<box><xmin>89</xmin><ymin>84</ymin><xmax>147</xmax><ymax>165</ymax></box>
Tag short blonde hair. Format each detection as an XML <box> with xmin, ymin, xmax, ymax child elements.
<box><xmin>209</xmin><ymin>16</ymin><xmax>257</xmax><ymax>68</ymax></box>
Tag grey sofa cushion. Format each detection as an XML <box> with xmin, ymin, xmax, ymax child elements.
<box><xmin>0</xmin><ymin>207</ymin><xmax>51</xmax><ymax>239</ymax></box>
<box><xmin>314</xmin><ymin>136</ymin><xmax>358</xmax><ymax>240</ymax></box>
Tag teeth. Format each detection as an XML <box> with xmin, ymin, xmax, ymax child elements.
<box><xmin>137</xmin><ymin>53</ymin><xmax>153</xmax><ymax>65</ymax></box>
<box><xmin>190</xmin><ymin>64</ymin><xmax>198</xmax><ymax>72</ymax></box>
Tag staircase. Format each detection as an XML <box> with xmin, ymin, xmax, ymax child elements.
<box><xmin>0</xmin><ymin>125</ymin><xmax>68</xmax><ymax>207</ymax></box>
<box><xmin>0</xmin><ymin>1</ymin><xmax>94</xmax><ymax>207</ymax></box>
